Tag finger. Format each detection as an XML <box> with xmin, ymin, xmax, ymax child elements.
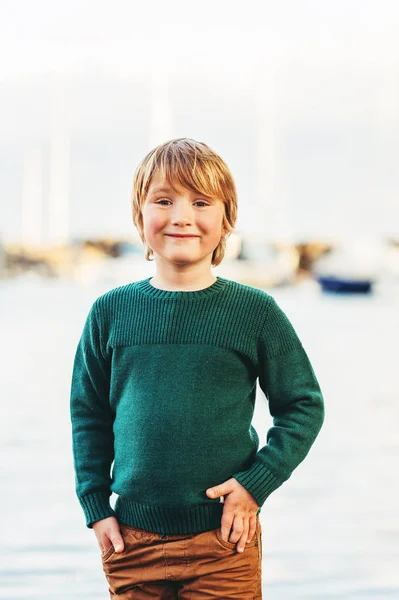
<box><xmin>246</xmin><ymin>515</ymin><xmax>257</xmax><ymax>543</ymax></box>
<box><xmin>236</xmin><ymin>521</ymin><xmax>249</xmax><ymax>553</ymax></box>
<box><xmin>228</xmin><ymin>514</ymin><xmax>243</xmax><ymax>544</ymax></box>
<box><xmin>100</xmin><ymin>534</ymin><xmax>113</xmax><ymax>554</ymax></box>
<box><xmin>101</xmin><ymin>542</ymin><xmax>112</xmax><ymax>554</ymax></box>
<box><xmin>220</xmin><ymin>513</ymin><xmax>234</xmax><ymax>543</ymax></box>
<box><xmin>110</xmin><ymin>530</ymin><xmax>124</xmax><ymax>553</ymax></box>
<box><xmin>208</xmin><ymin>484</ymin><xmax>225</xmax><ymax>499</ymax></box>
<box><xmin>209</xmin><ymin>479</ymin><xmax>236</xmax><ymax>499</ymax></box>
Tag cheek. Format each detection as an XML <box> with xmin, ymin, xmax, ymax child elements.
<box><xmin>143</xmin><ymin>212</ymin><xmax>165</xmax><ymax>237</ymax></box>
<box><xmin>202</xmin><ymin>214</ymin><xmax>224</xmax><ymax>237</ymax></box>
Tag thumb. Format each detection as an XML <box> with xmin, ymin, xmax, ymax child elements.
<box><xmin>206</xmin><ymin>480</ymin><xmax>233</xmax><ymax>499</ymax></box>
<box><xmin>111</xmin><ymin>531</ymin><xmax>124</xmax><ymax>553</ymax></box>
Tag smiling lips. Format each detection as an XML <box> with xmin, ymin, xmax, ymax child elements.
<box><xmin>166</xmin><ymin>234</ymin><xmax>199</xmax><ymax>238</ymax></box>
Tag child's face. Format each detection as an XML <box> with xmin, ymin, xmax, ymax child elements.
<box><xmin>142</xmin><ymin>171</ymin><xmax>226</xmax><ymax>268</ymax></box>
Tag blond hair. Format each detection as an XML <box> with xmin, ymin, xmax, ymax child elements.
<box><xmin>131</xmin><ymin>138</ymin><xmax>237</xmax><ymax>266</ymax></box>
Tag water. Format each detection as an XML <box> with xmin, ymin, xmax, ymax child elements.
<box><xmin>1</xmin><ymin>273</ymin><xmax>398</xmax><ymax>599</ymax></box>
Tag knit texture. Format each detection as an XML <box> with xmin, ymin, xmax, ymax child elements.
<box><xmin>70</xmin><ymin>276</ymin><xmax>325</xmax><ymax>534</ymax></box>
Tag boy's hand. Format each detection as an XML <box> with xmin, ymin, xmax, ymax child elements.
<box><xmin>206</xmin><ymin>478</ymin><xmax>260</xmax><ymax>553</ymax></box>
<box><xmin>92</xmin><ymin>516</ymin><xmax>124</xmax><ymax>555</ymax></box>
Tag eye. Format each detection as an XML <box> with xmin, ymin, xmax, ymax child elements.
<box><xmin>194</xmin><ymin>201</ymin><xmax>209</xmax><ymax>207</ymax></box>
<box><xmin>156</xmin><ymin>199</ymin><xmax>171</xmax><ymax>205</ymax></box>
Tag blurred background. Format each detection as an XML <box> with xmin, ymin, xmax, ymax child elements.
<box><xmin>1</xmin><ymin>1</ymin><xmax>398</xmax><ymax>598</ymax></box>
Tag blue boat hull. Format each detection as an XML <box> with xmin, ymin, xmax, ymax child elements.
<box><xmin>317</xmin><ymin>276</ymin><xmax>373</xmax><ymax>294</ymax></box>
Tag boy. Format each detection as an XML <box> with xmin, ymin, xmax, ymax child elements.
<box><xmin>70</xmin><ymin>138</ymin><xmax>325</xmax><ymax>599</ymax></box>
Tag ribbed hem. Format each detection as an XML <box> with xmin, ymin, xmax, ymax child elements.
<box><xmin>136</xmin><ymin>276</ymin><xmax>228</xmax><ymax>300</ymax></box>
<box><xmin>79</xmin><ymin>492</ymin><xmax>116</xmax><ymax>528</ymax></box>
<box><xmin>115</xmin><ymin>496</ymin><xmax>224</xmax><ymax>535</ymax></box>
<box><xmin>232</xmin><ymin>461</ymin><xmax>282</xmax><ymax>507</ymax></box>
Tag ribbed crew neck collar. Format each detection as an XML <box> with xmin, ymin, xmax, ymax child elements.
<box><xmin>136</xmin><ymin>276</ymin><xmax>228</xmax><ymax>299</ymax></box>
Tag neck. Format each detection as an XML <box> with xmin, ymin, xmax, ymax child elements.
<box><xmin>150</xmin><ymin>262</ymin><xmax>216</xmax><ymax>291</ymax></box>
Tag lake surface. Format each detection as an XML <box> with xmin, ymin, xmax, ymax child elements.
<box><xmin>1</xmin><ymin>272</ymin><xmax>398</xmax><ymax>599</ymax></box>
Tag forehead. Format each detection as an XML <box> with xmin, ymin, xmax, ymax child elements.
<box><xmin>147</xmin><ymin>172</ymin><xmax>193</xmax><ymax>196</ymax></box>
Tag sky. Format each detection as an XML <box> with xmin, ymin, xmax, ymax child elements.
<box><xmin>0</xmin><ymin>0</ymin><xmax>398</xmax><ymax>245</ymax></box>
<box><xmin>1</xmin><ymin>1</ymin><xmax>399</xmax><ymax>80</ymax></box>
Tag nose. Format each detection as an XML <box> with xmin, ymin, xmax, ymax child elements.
<box><xmin>171</xmin><ymin>201</ymin><xmax>193</xmax><ymax>226</ymax></box>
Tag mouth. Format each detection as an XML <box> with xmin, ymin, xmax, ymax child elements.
<box><xmin>166</xmin><ymin>234</ymin><xmax>199</xmax><ymax>238</ymax></box>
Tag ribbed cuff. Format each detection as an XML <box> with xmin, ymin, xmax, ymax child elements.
<box><xmin>79</xmin><ymin>492</ymin><xmax>117</xmax><ymax>528</ymax></box>
<box><xmin>232</xmin><ymin>461</ymin><xmax>282</xmax><ymax>507</ymax></box>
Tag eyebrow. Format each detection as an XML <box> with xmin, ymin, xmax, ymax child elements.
<box><xmin>148</xmin><ymin>186</ymin><xmax>174</xmax><ymax>195</ymax></box>
<box><xmin>148</xmin><ymin>185</ymin><xmax>209</xmax><ymax>198</ymax></box>
<box><xmin>147</xmin><ymin>185</ymin><xmax>214</xmax><ymax>201</ymax></box>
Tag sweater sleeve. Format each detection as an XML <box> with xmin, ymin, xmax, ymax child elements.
<box><xmin>232</xmin><ymin>295</ymin><xmax>325</xmax><ymax>507</ymax></box>
<box><xmin>70</xmin><ymin>300</ymin><xmax>116</xmax><ymax>528</ymax></box>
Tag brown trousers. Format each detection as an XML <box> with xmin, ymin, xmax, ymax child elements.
<box><xmin>101</xmin><ymin>516</ymin><xmax>263</xmax><ymax>599</ymax></box>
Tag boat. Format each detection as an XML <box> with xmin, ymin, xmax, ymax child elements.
<box><xmin>312</xmin><ymin>238</ymin><xmax>379</xmax><ymax>294</ymax></box>
<box><xmin>316</xmin><ymin>275</ymin><xmax>373</xmax><ymax>294</ymax></box>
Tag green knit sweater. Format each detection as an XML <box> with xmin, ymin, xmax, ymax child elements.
<box><xmin>70</xmin><ymin>276</ymin><xmax>324</xmax><ymax>534</ymax></box>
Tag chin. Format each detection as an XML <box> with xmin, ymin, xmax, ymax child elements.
<box><xmin>166</xmin><ymin>251</ymin><xmax>199</xmax><ymax>260</ymax></box>
<box><xmin>169</xmin><ymin>257</ymin><xmax>198</xmax><ymax>266</ymax></box>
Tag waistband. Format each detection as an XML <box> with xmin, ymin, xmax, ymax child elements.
<box><xmin>115</xmin><ymin>495</ymin><xmax>225</xmax><ymax>535</ymax></box>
